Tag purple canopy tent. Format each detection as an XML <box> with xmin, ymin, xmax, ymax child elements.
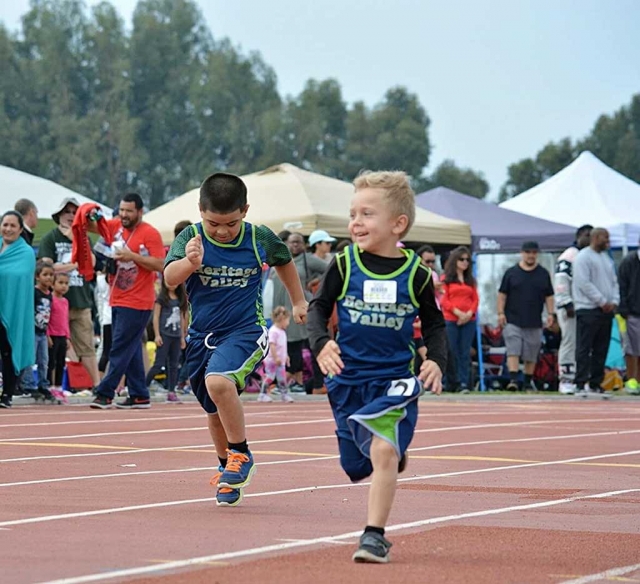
<box><xmin>415</xmin><ymin>187</ymin><xmax>577</xmax><ymax>390</ymax></box>
<box><xmin>415</xmin><ymin>187</ymin><xmax>576</xmax><ymax>254</ymax></box>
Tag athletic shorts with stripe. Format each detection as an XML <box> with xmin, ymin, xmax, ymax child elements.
<box><xmin>186</xmin><ymin>325</ymin><xmax>269</xmax><ymax>414</ymax></box>
<box><xmin>326</xmin><ymin>376</ymin><xmax>422</xmax><ymax>483</ymax></box>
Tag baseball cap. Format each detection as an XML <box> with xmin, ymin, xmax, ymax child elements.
<box><xmin>51</xmin><ymin>197</ymin><xmax>80</xmax><ymax>224</ymax></box>
<box><xmin>521</xmin><ymin>240</ymin><xmax>540</xmax><ymax>252</ymax></box>
<box><xmin>309</xmin><ymin>229</ymin><xmax>336</xmax><ymax>246</ymax></box>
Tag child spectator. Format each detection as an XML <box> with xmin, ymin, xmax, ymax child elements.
<box><xmin>258</xmin><ymin>306</ymin><xmax>293</xmax><ymax>403</ymax></box>
<box><xmin>308</xmin><ymin>170</ymin><xmax>446</xmax><ymax>563</ymax></box>
<box><xmin>145</xmin><ymin>278</ymin><xmax>188</xmax><ymax>403</ymax></box>
<box><xmin>47</xmin><ymin>273</ymin><xmax>71</xmax><ymax>390</ymax></box>
<box><xmin>22</xmin><ymin>260</ymin><xmax>55</xmax><ymax>399</ymax></box>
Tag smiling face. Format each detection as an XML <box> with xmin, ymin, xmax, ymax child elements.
<box><xmin>119</xmin><ymin>201</ymin><xmax>143</xmax><ymax>230</ymax></box>
<box><xmin>349</xmin><ymin>188</ymin><xmax>407</xmax><ymax>256</ymax></box>
<box><xmin>1</xmin><ymin>213</ymin><xmax>22</xmax><ymax>245</ymax></box>
<box><xmin>199</xmin><ymin>205</ymin><xmax>248</xmax><ymax>243</ymax></box>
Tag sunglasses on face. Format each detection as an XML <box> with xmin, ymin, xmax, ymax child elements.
<box><xmin>458</xmin><ymin>257</ymin><xmax>470</xmax><ymax>262</ymax></box>
<box><xmin>423</xmin><ymin>259</ymin><xmax>435</xmax><ymax>265</ymax></box>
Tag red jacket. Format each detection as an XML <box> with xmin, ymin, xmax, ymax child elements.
<box><xmin>440</xmin><ymin>281</ymin><xmax>479</xmax><ymax>322</ymax></box>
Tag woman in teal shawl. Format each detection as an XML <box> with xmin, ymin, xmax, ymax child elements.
<box><xmin>0</xmin><ymin>210</ymin><xmax>35</xmax><ymax>408</ymax></box>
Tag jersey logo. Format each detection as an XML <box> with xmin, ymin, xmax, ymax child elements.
<box><xmin>387</xmin><ymin>377</ymin><xmax>417</xmax><ymax>397</ymax></box>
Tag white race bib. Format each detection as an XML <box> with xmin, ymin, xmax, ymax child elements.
<box><xmin>363</xmin><ymin>280</ymin><xmax>397</xmax><ymax>304</ymax></box>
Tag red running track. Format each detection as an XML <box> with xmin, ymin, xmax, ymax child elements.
<box><xmin>1</xmin><ymin>397</ymin><xmax>639</xmax><ymax>584</ymax></box>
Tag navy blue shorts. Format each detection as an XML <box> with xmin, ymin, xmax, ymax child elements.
<box><xmin>185</xmin><ymin>326</ymin><xmax>269</xmax><ymax>414</ymax></box>
<box><xmin>326</xmin><ymin>376</ymin><xmax>422</xmax><ymax>482</ymax></box>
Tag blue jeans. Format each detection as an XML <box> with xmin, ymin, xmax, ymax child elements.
<box><xmin>96</xmin><ymin>307</ymin><xmax>151</xmax><ymax>399</ymax></box>
<box><xmin>445</xmin><ymin>320</ymin><xmax>476</xmax><ymax>388</ymax></box>
<box><xmin>20</xmin><ymin>333</ymin><xmax>49</xmax><ymax>390</ymax></box>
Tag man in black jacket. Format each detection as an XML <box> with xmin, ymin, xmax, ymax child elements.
<box><xmin>619</xmin><ymin>238</ymin><xmax>640</xmax><ymax>395</ymax></box>
<box><xmin>14</xmin><ymin>199</ymin><xmax>38</xmax><ymax>246</ymax></box>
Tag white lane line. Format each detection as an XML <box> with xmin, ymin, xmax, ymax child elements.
<box><xmin>35</xmin><ymin>488</ymin><xmax>640</xmax><ymax>584</ymax></box>
<box><xmin>3</xmin><ymin>448</ymin><xmax>639</xmax><ymax>527</ymax></box>
<box><xmin>559</xmin><ymin>563</ymin><xmax>640</xmax><ymax>584</ymax></box>
<box><xmin>0</xmin><ymin>418</ymin><xmax>336</xmax><ymax>443</ymax></box>
<box><xmin>0</xmin><ymin>455</ymin><xmax>339</xmax><ymax>488</ymax></box>
<box><xmin>3</xmin><ymin>426</ymin><xmax>640</xmax><ymax>464</ymax></box>
<box><xmin>2</xmin><ymin>416</ymin><xmax>637</xmax><ymax>445</ymax></box>
<box><xmin>410</xmin><ymin>429</ymin><xmax>640</xmax><ymax>453</ymax></box>
<box><xmin>0</xmin><ymin>410</ymin><xmax>325</xmax><ymax>428</ymax></box>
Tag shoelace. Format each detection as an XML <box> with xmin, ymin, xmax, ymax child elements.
<box><xmin>209</xmin><ymin>465</ymin><xmax>224</xmax><ymax>487</ymax></box>
<box><xmin>225</xmin><ymin>450</ymin><xmax>250</xmax><ymax>472</ymax></box>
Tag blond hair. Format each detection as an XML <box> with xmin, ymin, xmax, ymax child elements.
<box><xmin>353</xmin><ymin>170</ymin><xmax>415</xmax><ymax>238</ymax></box>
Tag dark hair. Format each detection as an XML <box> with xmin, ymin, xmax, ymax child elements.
<box><xmin>417</xmin><ymin>244</ymin><xmax>435</xmax><ymax>256</ymax></box>
<box><xmin>277</xmin><ymin>230</ymin><xmax>291</xmax><ymax>242</ymax></box>
<box><xmin>35</xmin><ymin>259</ymin><xmax>53</xmax><ymax>277</ymax></box>
<box><xmin>443</xmin><ymin>246</ymin><xmax>476</xmax><ymax>287</ymax></box>
<box><xmin>2</xmin><ymin>210</ymin><xmax>24</xmax><ymax>230</ymax></box>
<box><xmin>576</xmin><ymin>224</ymin><xmax>593</xmax><ymax>238</ymax></box>
<box><xmin>121</xmin><ymin>192</ymin><xmax>144</xmax><ymax>210</ymax></box>
<box><xmin>158</xmin><ymin>279</ymin><xmax>188</xmax><ymax>315</ymax></box>
<box><xmin>174</xmin><ymin>220</ymin><xmax>192</xmax><ymax>239</ymax></box>
<box><xmin>54</xmin><ymin>271</ymin><xmax>69</xmax><ymax>283</ymax></box>
<box><xmin>199</xmin><ymin>173</ymin><xmax>247</xmax><ymax>214</ymax></box>
<box><xmin>14</xmin><ymin>198</ymin><xmax>36</xmax><ymax>216</ymax></box>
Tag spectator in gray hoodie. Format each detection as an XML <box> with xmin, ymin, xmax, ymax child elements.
<box><xmin>618</xmin><ymin>236</ymin><xmax>640</xmax><ymax>394</ymax></box>
<box><xmin>572</xmin><ymin>228</ymin><xmax>620</xmax><ymax>395</ymax></box>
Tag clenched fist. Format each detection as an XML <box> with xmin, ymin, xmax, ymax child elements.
<box><xmin>186</xmin><ymin>234</ymin><xmax>204</xmax><ymax>268</ymax></box>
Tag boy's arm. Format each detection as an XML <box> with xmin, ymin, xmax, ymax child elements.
<box><xmin>272</xmin><ymin>261</ymin><xmax>307</xmax><ymax>323</ymax></box>
<box><xmin>152</xmin><ymin>303</ymin><xmax>162</xmax><ymax>339</ymax></box>
<box><xmin>164</xmin><ymin>228</ymin><xmax>201</xmax><ymax>286</ymax></box>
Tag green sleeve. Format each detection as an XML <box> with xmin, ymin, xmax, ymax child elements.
<box><xmin>255</xmin><ymin>224</ymin><xmax>292</xmax><ymax>267</ymax></box>
<box><xmin>37</xmin><ymin>231</ymin><xmax>55</xmax><ymax>261</ymax></box>
<box><xmin>164</xmin><ymin>224</ymin><xmax>196</xmax><ymax>267</ymax></box>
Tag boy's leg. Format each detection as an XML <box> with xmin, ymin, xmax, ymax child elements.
<box><xmin>36</xmin><ymin>334</ymin><xmax>50</xmax><ymax>391</ymax></box>
<box><xmin>367</xmin><ymin>436</ymin><xmax>399</xmax><ymax>528</ymax></box>
<box><xmin>206</xmin><ymin>375</ymin><xmax>246</xmax><ymax>443</ymax></box>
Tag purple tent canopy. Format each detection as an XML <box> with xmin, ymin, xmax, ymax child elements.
<box><xmin>415</xmin><ymin>187</ymin><xmax>576</xmax><ymax>253</ymax></box>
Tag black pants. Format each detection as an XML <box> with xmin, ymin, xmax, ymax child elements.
<box><xmin>0</xmin><ymin>322</ymin><xmax>17</xmax><ymax>399</ymax></box>
<box><xmin>98</xmin><ymin>324</ymin><xmax>112</xmax><ymax>373</ymax></box>
<box><xmin>146</xmin><ymin>335</ymin><xmax>182</xmax><ymax>391</ymax></box>
<box><xmin>48</xmin><ymin>336</ymin><xmax>67</xmax><ymax>387</ymax></box>
<box><xmin>575</xmin><ymin>308</ymin><xmax>613</xmax><ymax>389</ymax></box>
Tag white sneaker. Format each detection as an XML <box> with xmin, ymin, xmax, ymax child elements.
<box><xmin>558</xmin><ymin>382</ymin><xmax>576</xmax><ymax>395</ymax></box>
<box><xmin>280</xmin><ymin>392</ymin><xmax>294</xmax><ymax>403</ymax></box>
<box><xmin>257</xmin><ymin>393</ymin><xmax>273</xmax><ymax>402</ymax></box>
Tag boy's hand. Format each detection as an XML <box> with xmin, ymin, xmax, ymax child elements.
<box><xmin>47</xmin><ymin>336</ymin><xmax>53</xmax><ymax>348</ymax></box>
<box><xmin>186</xmin><ymin>234</ymin><xmax>204</xmax><ymax>268</ymax></box>
<box><xmin>154</xmin><ymin>335</ymin><xmax>163</xmax><ymax>347</ymax></box>
<box><xmin>419</xmin><ymin>359</ymin><xmax>443</xmax><ymax>395</ymax></box>
<box><xmin>292</xmin><ymin>300</ymin><xmax>308</xmax><ymax>324</ymax></box>
<box><xmin>317</xmin><ymin>340</ymin><xmax>343</xmax><ymax>376</ymax></box>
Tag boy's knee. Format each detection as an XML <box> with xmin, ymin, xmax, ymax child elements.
<box><xmin>370</xmin><ymin>437</ymin><xmax>400</xmax><ymax>465</ymax></box>
<box><xmin>341</xmin><ymin>456</ymin><xmax>373</xmax><ymax>483</ymax></box>
<box><xmin>205</xmin><ymin>374</ymin><xmax>236</xmax><ymax>397</ymax></box>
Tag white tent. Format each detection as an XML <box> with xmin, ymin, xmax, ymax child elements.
<box><xmin>500</xmin><ymin>151</ymin><xmax>640</xmax><ymax>249</ymax></box>
<box><xmin>0</xmin><ymin>165</ymin><xmax>112</xmax><ymax>219</ymax></box>
<box><xmin>145</xmin><ymin>163</ymin><xmax>471</xmax><ymax>245</ymax></box>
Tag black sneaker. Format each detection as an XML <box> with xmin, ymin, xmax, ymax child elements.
<box><xmin>115</xmin><ymin>396</ymin><xmax>151</xmax><ymax>409</ymax></box>
<box><xmin>506</xmin><ymin>381</ymin><xmax>519</xmax><ymax>391</ymax></box>
<box><xmin>353</xmin><ymin>531</ymin><xmax>392</xmax><ymax>563</ymax></box>
<box><xmin>90</xmin><ymin>395</ymin><xmax>113</xmax><ymax>409</ymax></box>
<box><xmin>398</xmin><ymin>453</ymin><xmax>408</xmax><ymax>473</ymax></box>
<box><xmin>0</xmin><ymin>395</ymin><xmax>12</xmax><ymax>409</ymax></box>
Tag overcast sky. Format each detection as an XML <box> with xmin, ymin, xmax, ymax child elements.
<box><xmin>2</xmin><ymin>0</ymin><xmax>638</xmax><ymax>198</ymax></box>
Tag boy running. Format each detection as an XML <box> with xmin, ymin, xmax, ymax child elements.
<box><xmin>164</xmin><ymin>172</ymin><xmax>307</xmax><ymax>507</ymax></box>
<box><xmin>308</xmin><ymin>170</ymin><xmax>447</xmax><ymax>563</ymax></box>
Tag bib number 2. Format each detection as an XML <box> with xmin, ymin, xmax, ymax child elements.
<box><xmin>387</xmin><ymin>377</ymin><xmax>417</xmax><ymax>397</ymax></box>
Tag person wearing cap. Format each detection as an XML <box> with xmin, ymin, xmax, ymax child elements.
<box><xmin>308</xmin><ymin>229</ymin><xmax>336</xmax><ymax>263</ymax></box>
<box><xmin>572</xmin><ymin>228</ymin><xmax>619</xmax><ymax>397</ymax></box>
<box><xmin>38</xmin><ymin>197</ymin><xmax>101</xmax><ymax>389</ymax></box>
<box><xmin>497</xmin><ymin>241</ymin><xmax>555</xmax><ymax>392</ymax></box>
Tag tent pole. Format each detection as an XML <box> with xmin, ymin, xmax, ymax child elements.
<box><xmin>473</xmin><ymin>252</ymin><xmax>486</xmax><ymax>391</ymax></box>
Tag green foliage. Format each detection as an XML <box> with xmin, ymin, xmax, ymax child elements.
<box><xmin>0</xmin><ymin>0</ymin><xmax>438</xmax><ymax>209</ymax></box>
<box><xmin>500</xmin><ymin>96</ymin><xmax>640</xmax><ymax>201</ymax></box>
<box><xmin>415</xmin><ymin>159</ymin><xmax>489</xmax><ymax>199</ymax></box>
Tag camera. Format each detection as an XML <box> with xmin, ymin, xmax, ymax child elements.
<box><xmin>106</xmin><ymin>258</ymin><xmax>117</xmax><ymax>276</ymax></box>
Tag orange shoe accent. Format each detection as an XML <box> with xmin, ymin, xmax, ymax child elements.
<box><xmin>210</xmin><ymin>469</ymin><xmax>223</xmax><ymax>487</ymax></box>
<box><xmin>312</xmin><ymin>386</ymin><xmax>328</xmax><ymax>395</ymax></box>
<box><xmin>225</xmin><ymin>449</ymin><xmax>250</xmax><ymax>472</ymax></box>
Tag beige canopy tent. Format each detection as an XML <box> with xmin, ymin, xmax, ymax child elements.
<box><xmin>145</xmin><ymin>163</ymin><xmax>471</xmax><ymax>245</ymax></box>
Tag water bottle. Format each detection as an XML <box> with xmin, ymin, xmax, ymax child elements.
<box><xmin>139</xmin><ymin>244</ymin><xmax>149</xmax><ymax>257</ymax></box>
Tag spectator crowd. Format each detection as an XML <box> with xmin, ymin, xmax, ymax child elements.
<box><xmin>1</xmin><ymin>194</ymin><xmax>639</xmax><ymax>409</ymax></box>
